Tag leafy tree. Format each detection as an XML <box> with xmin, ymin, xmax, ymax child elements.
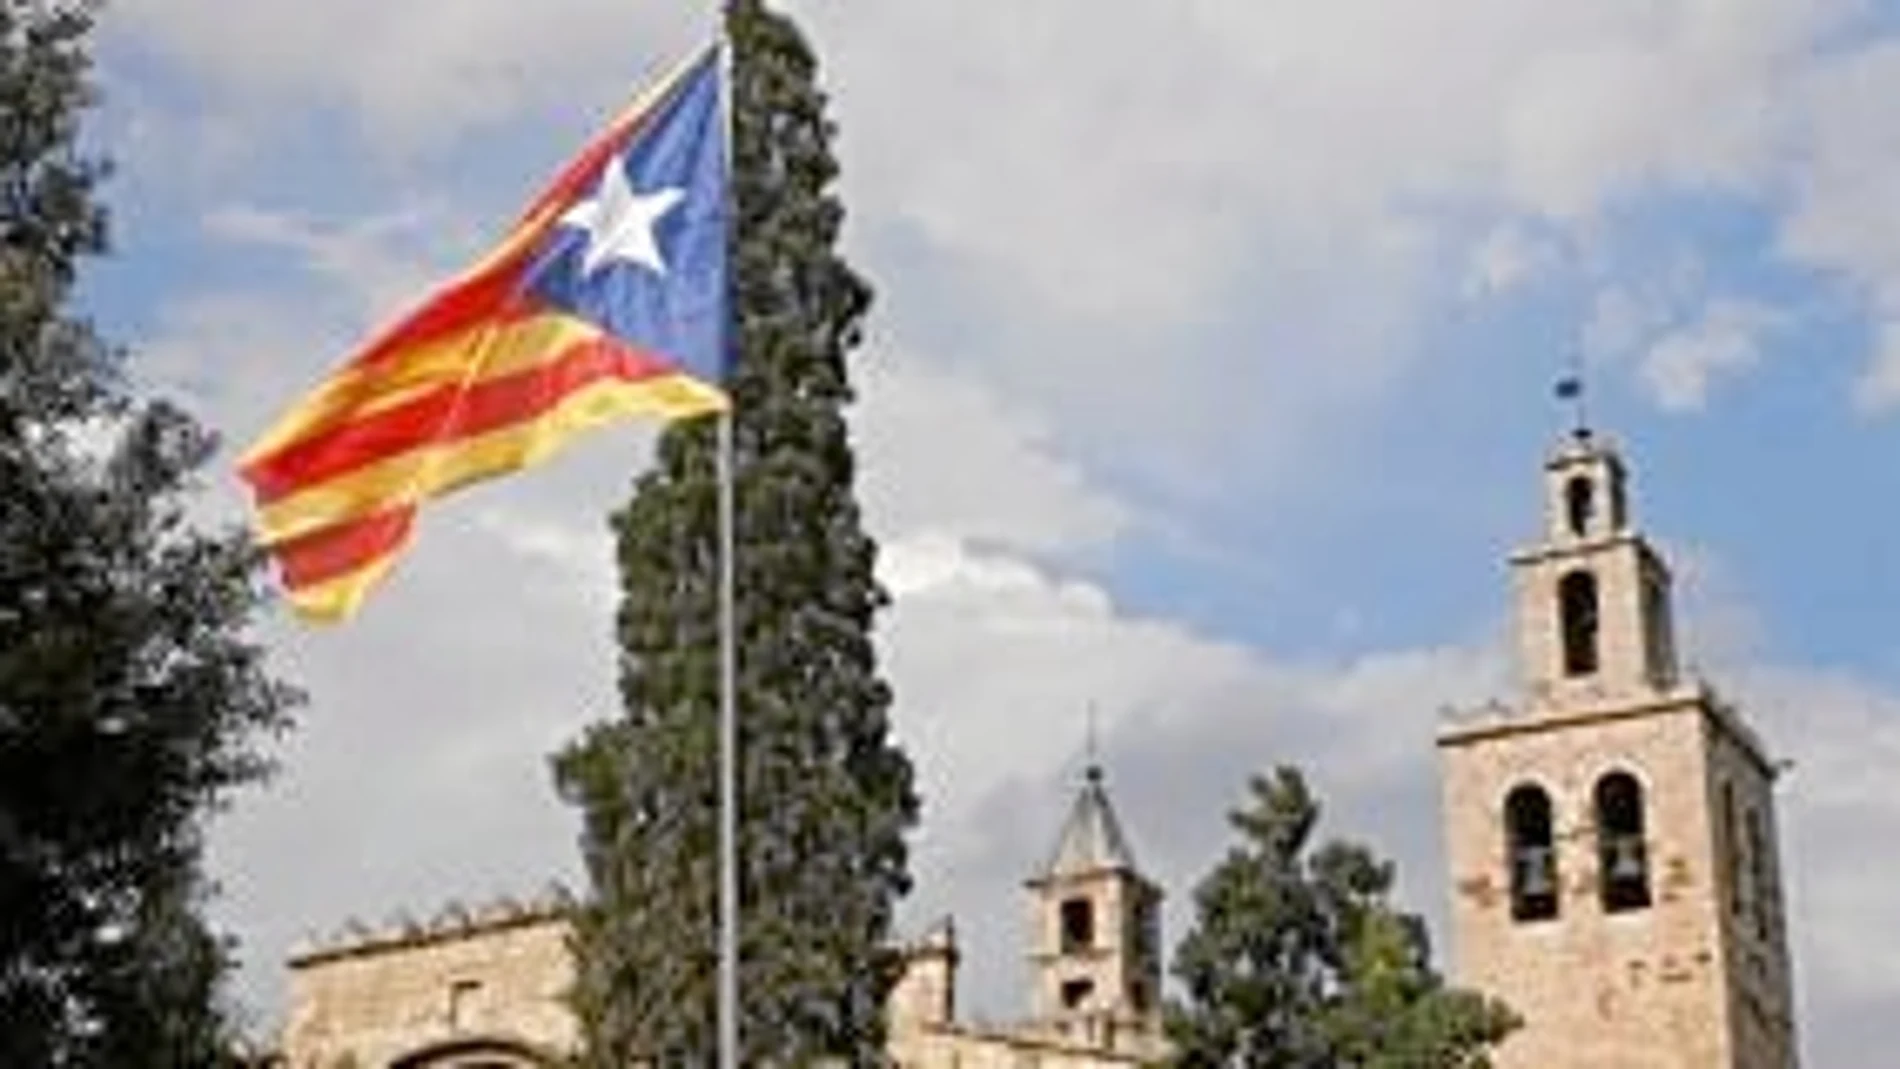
<box><xmin>0</xmin><ymin>3</ymin><xmax>299</xmax><ymax>1064</ymax></box>
<box><xmin>1167</xmin><ymin>767</ymin><xmax>1518</xmax><ymax>1068</ymax></box>
<box><xmin>551</xmin><ymin>1</ymin><xmax>916</xmax><ymax>1064</ymax></box>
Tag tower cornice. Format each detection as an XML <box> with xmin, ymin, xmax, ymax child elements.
<box><xmin>1437</xmin><ymin>677</ymin><xmax>1781</xmax><ymax>777</ymax></box>
<box><xmin>1507</xmin><ymin>531</ymin><xmax>1669</xmax><ymax>570</ymax></box>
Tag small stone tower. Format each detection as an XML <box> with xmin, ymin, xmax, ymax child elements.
<box><xmin>1025</xmin><ymin>760</ymin><xmax>1164</xmax><ymax>1056</ymax></box>
<box><xmin>1438</xmin><ymin>429</ymin><xmax>1799</xmax><ymax>1068</ymax></box>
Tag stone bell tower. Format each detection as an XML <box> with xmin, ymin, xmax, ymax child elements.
<box><xmin>1025</xmin><ymin>760</ymin><xmax>1164</xmax><ymax>1058</ymax></box>
<box><xmin>1437</xmin><ymin>428</ymin><xmax>1799</xmax><ymax>1068</ymax></box>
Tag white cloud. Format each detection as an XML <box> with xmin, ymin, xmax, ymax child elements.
<box><xmin>1852</xmin><ymin>323</ymin><xmax>1900</xmax><ymax>413</ymax></box>
<box><xmin>1583</xmin><ymin>284</ymin><xmax>1665</xmax><ymax>364</ymax></box>
<box><xmin>1731</xmin><ymin>667</ymin><xmax>1900</xmax><ymax>1012</ymax></box>
<box><xmin>468</xmin><ymin>507</ymin><xmax>622</xmax><ymax>613</ymax></box>
<box><xmin>1662</xmin><ymin>538</ymin><xmax>1772</xmax><ymax>671</ymax></box>
<box><xmin>202</xmin><ymin>204</ymin><xmax>459</xmax><ymax>325</ymax></box>
<box><xmin>1639</xmin><ymin>298</ymin><xmax>1788</xmax><ymax>411</ymax></box>
<box><xmin>105</xmin><ymin>0</ymin><xmax>1900</xmax><ymax>456</ymax></box>
<box><xmin>1493</xmin><ymin>0</ymin><xmax>1821</xmax><ymax>221</ymax></box>
<box><xmin>1577</xmin><ymin>259</ymin><xmax>1789</xmax><ymax>412</ymax></box>
<box><xmin>1778</xmin><ymin>40</ymin><xmax>1900</xmax><ymax>413</ymax></box>
<box><xmin>882</xmin><ymin>533</ymin><xmax>1257</xmax><ymax>821</ymax></box>
<box><xmin>780</xmin><ymin>0</ymin><xmax>1900</xmax><ymax>449</ymax></box>
<box><xmin>798</xmin><ymin>1</ymin><xmax>1833</xmax><ymax>294</ymax></box>
<box><xmin>856</xmin><ymin>356</ymin><xmax>1129</xmax><ymax>559</ymax></box>
<box><xmin>109</xmin><ymin>0</ymin><xmax>707</xmax><ymax>151</ymax></box>
<box><xmin>1464</xmin><ymin>223</ymin><xmax>1564</xmax><ymax>298</ymax></box>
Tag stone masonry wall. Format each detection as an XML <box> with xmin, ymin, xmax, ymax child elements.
<box><xmin>1440</xmin><ymin>695</ymin><xmax>1740</xmax><ymax>1069</ymax></box>
<box><xmin>280</xmin><ymin>903</ymin><xmax>575</xmax><ymax>1069</ymax></box>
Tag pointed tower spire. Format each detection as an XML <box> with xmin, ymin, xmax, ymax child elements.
<box><xmin>1043</xmin><ymin>754</ymin><xmax>1141</xmax><ymax>879</ymax></box>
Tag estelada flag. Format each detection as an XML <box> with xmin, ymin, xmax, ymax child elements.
<box><xmin>239</xmin><ymin>45</ymin><xmax>729</xmax><ymax>623</ymax></box>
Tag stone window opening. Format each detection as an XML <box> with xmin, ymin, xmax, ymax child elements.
<box><xmin>1565</xmin><ymin>475</ymin><xmax>1595</xmax><ymax>537</ymax></box>
<box><xmin>1059</xmin><ymin>897</ymin><xmax>1094</xmax><ymax>953</ymax></box>
<box><xmin>1559</xmin><ymin>570</ymin><xmax>1600</xmax><ymax>677</ymax></box>
<box><xmin>1060</xmin><ymin>977</ymin><xmax>1094</xmax><ymax>1010</ymax></box>
<box><xmin>447</xmin><ymin>978</ymin><xmax>482</xmax><ymax>1031</ymax></box>
<box><xmin>1596</xmin><ymin>771</ymin><xmax>1652</xmax><ymax>913</ymax></box>
<box><xmin>1505</xmin><ymin>784</ymin><xmax>1559</xmax><ymax>922</ymax></box>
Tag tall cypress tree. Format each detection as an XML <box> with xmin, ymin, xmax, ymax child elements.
<box><xmin>552</xmin><ymin>2</ymin><xmax>917</xmax><ymax>1063</ymax></box>
<box><xmin>0</xmin><ymin>3</ymin><xmax>299</xmax><ymax>1064</ymax></box>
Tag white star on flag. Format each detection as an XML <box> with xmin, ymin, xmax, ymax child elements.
<box><xmin>559</xmin><ymin>157</ymin><xmax>686</xmax><ymax>277</ymax></box>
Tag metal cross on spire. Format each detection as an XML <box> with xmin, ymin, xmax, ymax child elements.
<box><xmin>1084</xmin><ymin>701</ymin><xmax>1102</xmax><ymax>784</ymax></box>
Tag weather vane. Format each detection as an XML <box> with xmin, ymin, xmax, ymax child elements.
<box><xmin>1555</xmin><ymin>353</ymin><xmax>1590</xmax><ymax>439</ymax></box>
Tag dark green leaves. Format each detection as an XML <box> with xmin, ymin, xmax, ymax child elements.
<box><xmin>1166</xmin><ymin>768</ymin><xmax>1517</xmax><ymax>1069</ymax></box>
<box><xmin>0</xmin><ymin>4</ymin><xmax>299</xmax><ymax>1064</ymax></box>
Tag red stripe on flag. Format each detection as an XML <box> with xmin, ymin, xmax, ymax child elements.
<box><xmin>347</xmin><ymin>269</ymin><xmax>536</xmax><ymax>373</ymax></box>
<box><xmin>245</xmin><ymin>333</ymin><xmax>680</xmax><ymax>502</ymax></box>
<box><xmin>276</xmin><ymin>507</ymin><xmax>415</xmax><ymax>591</ymax></box>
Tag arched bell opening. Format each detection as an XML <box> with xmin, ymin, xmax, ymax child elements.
<box><xmin>1595</xmin><ymin>771</ymin><xmax>1652</xmax><ymax>913</ymax></box>
<box><xmin>1505</xmin><ymin>784</ymin><xmax>1559</xmax><ymax>922</ymax></box>
<box><xmin>1559</xmin><ymin>570</ymin><xmax>1600</xmax><ymax>677</ymax></box>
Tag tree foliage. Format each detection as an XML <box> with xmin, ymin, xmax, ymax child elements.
<box><xmin>551</xmin><ymin>2</ymin><xmax>916</xmax><ymax>1064</ymax></box>
<box><xmin>1167</xmin><ymin>767</ymin><xmax>1518</xmax><ymax>1068</ymax></box>
<box><xmin>0</xmin><ymin>3</ymin><xmax>299</xmax><ymax>1064</ymax></box>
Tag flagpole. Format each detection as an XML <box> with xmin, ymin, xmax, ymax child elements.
<box><xmin>715</xmin><ymin>16</ymin><xmax>740</xmax><ymax>1069</ymax></box>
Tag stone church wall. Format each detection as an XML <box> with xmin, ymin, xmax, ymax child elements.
<box><xmin>280</xmin><ymin>894</ymin><xmax>576</xmax><ymax>1069</ymax></box>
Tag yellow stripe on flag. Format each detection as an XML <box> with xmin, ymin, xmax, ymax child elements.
<box><xmin>256</xmin><ymin>369</ymin><xmax>725</xmax><ymax>546</ymax></box>
<box><xmin>284</xmin><ymin>553</ymin><xmax>404</xmax><ymax>625</ymax></box>
<box><xmin>241</xmin><ymin>314</ymin><xmax>618</xmax><ymax>468</ymax></box>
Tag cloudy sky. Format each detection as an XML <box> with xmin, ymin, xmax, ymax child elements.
<box><xmin>77</xmin><ymin>0</ymin><xmax>1900</xmax><ymax>1061</ymax></box>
